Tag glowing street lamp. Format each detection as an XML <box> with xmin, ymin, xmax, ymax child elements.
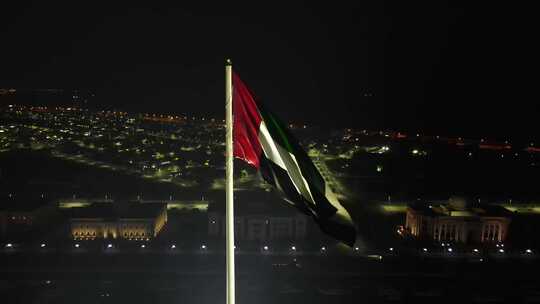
<box><xmin>201</xmin><ymin>244</ymin><xmax>207</xmax><ymax>250</ymax></box>
<box><xmin>447</xmin><ymin>248</ymin><xmax>453</xmax><ymax>253</ymax></box>
<box><xmin>291</xmin><ymin>246</ymin><xmax>296</xmax><ymax>251</ymax></box>
<box><xmin>389</xmin><ymin>247</ymin><xmax>394</xmax><ymax>252</ymax></box>
<box><xmin>171</xmin><ymin>244</ymin><xmax>176</xmax><ymax>249</ymax></box>
<box><xmin>263</xmin><ymin>245</ymin><xmax>269</xmax><ymax>251</ymax></box>
<box><xmin>473</xmin><ymin>248</ymin><xmax>479</xmax><ymax>253</ymax></box>
<box><xmin>74</xmin><ymin>243</ymin><xmax>80</xmax><ymax>248</ymax></box>
<box><xmin>499</xmin><ymin>249</ymin><xmax>504</xmax><ymax>253</ymax></box>
<box><xmin>5</xmin><ymin>243</ymin><xmax>13</xmax><ymax>248</ymax></box>
<box><xmin>321</xmin><ymin>246</ymin><xmax>326</xmax><ymax>252</ymax></box>
<box><xmin>40</xmin><ymin>243</ymin><xmax>46</xmax><ymax>248</ymax></box>
<box><xmin>422</xmin><ymin>248</ymin><xmax>428</xmax><ymax>252</ymax></box>
<box><xmin>526</xmin><ymin>249</ymin><xmax>533</xmax><ymax>254</ymax></box>
<box><xmin>107</xmin><ymin>244</ymin><xmax>113</xmax><ymax>249</ymax></box>
<box><xmin>140</xmin><ymin>244</ymin><xmax>146</xmax><ymax>248</ymax></box>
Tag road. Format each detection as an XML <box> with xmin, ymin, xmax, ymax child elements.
<box><xmin>1</xmin><ymin>252</ymin><xmax>540</xmax><ymax>303</ymax></box>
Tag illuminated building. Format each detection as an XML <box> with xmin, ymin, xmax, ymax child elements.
<box><xmin>70</xmin><ymin>202</ymin><xmax>167</xmax><ymax>240</ymax></box>
<box><xmin>405</xmin><ymin>196</ymin><xmax>512</xmax><ymax>243</ymax></box>
<box><xmin>208</xmin><ymin>197</ymin><xmax>308</xmax><ymax>241</ymax></box>
<box><xmin>0</xmin><ymin>198</ymin><xmax>58</xmax><ymax>239</ymax></box>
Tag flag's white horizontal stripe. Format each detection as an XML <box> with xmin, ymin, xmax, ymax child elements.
<box><xmin>259</xmin><ymin>121</ymin><xmax>287</xmax><ymax>170</ymax></box>
<box><xmin>259</xmin><ymin>121</ymin><xmax>317</xmax><ymax>207</ymax></box>
<box><xmin>287</xmin><ymin>152</ymin><xmax>317</xmax><ymax>206</ymax></box>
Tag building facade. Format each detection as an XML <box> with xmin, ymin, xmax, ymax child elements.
<box><xmin>70</xmin><ymin>202</ymin><xmax>167</xmax><ymax>240</ymax></box>
<box><xmin>208</xmin><ymin>200</ymin><xmax>308</xmax><ymax>241</ymax></box>
<box><xmin>405</xmin><ymin>196</ymin><xmax>512</xmax><ymax>244</ymax></box>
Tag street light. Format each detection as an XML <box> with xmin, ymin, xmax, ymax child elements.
<box><xmin>422</xmin><ymin>248</ymin><xmax>428</xmax><ymax>252</ymax></box>
<box><xmin>321</xmin><ymin>246</ymin><xmax>326</xmax><ymax>252</ymax></box>
<box><xmin>447</xmin><ymin>248</ymin><xmax>453</xmax><ymax>252</ymax></box>
<box><xmin>40</xmin><ymin>243</ymin><xmax>46</xmax><ymax>248</ymax></box>
<box><xmin>473</xmin><ymin>248</ymin><xmax>479</xmax><ymax>253</ymax></box>
<box><xmin>5</xmin><ymin>243</ymin><xmax>13</xmax><ymax>248</ymax></box>
<box><xmin>499</xmin><ymin>249</ymin><xmax>504</xmax><ymax>253</ymax></box>
<box><xmin>263</xmin><ymin>245</ymin><xmax>269</xmax><ymax>251</ymax></box>
<box><xmin>389</xmin><ymin>247</ymin><xmax>394</xmax><ymax>252</ymax></box>
<box><xmin>74</xmin><ymin>243</ymin><xmax>80</xmax><ymax>248</ymax></box>
<box><xmin>171</xmin><ymin>244</ymin><xmax>176</xmax><ymax>249</ymax></box>
<box><xmin>201</xmin><ymin>244</ymin><xmax>207</xmax><ymax>250</ymax></box>
<box><xmin>526</xmin><ymin>249</ymin><xmax>533</xmax><ymax>254</ymax></box>
<box><xmin>141</xmin><ymin>244</ymin><xmax>146</xmax><ymax>248</ymax></box>
<box><xmin>291</xmin><ymin>246</ymin><xmax>296</xmax><ymax>251</ymax></box>
<box><xmin>107</xmin><ymin>244</ymin><xmax>113</xmax><ymax>249</ymax></box>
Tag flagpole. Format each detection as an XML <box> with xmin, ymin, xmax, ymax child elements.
<box><xmin>225</xmin><ymin>58</ymin><xmax>235</xmax><ymax>304</ymax></box>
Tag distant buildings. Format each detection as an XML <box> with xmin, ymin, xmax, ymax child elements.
<box><xmin>207</xmin><ymin>197</ymin><xmax>308</xmax><ymax>241</ymax></box>
<box><xmin>69</xmin><ymin>202</ymin><xmax>167</xmax><ymax>240</ymax></box>
<box><xmin>405</xmin><ymin>196</ymin><xmax>512</xmax><ymax>244</ymax></box>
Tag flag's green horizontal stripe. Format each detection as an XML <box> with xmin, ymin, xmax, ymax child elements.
<box><xmin>259</xmin><ymin>107</ymin><xmax>294</xmax><ymax>154</ymax></box>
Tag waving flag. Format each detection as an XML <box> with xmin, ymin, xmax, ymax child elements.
<box><xmin>232</xmin><ymin>72</ymin><xmax>356</xmax><ymax>247</ymax></box>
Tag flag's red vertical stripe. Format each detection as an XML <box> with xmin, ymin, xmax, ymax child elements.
<box><xmin>233</xmin><ymin>72</ymin><xmax>263</xmax><ymax>169</ymax></box>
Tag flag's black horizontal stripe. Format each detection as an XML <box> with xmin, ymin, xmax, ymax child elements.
<box><xmin>260</xmin><ymin>154</ymin><xmax>355</xmax><ymax>246</ymax></box>
<box><xmin>315</xmin><ymin>217</ymin><xmax>357</xmax><ymax>248</ymax></box>
<box><xmin>260</xmin><ymin>155</ymin><xmax>312</xmax><ymax>216</ymax></box>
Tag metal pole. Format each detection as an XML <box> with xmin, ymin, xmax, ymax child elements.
<box><xmin>225</xmin><ymin>58</ymin><xmax>235</xmax><ymax>304</ymax></box>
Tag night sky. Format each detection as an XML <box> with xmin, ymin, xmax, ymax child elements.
<box><xmin>1</xmin><ymin>2</ymin><xmax>538</xmax><ymax>140</ymax></box>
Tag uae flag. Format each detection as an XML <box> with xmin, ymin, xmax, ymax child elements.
<box><xmin>232</xmin><ymin>72</ymin><xmax>357</xmax><ymax>247</ymax></box>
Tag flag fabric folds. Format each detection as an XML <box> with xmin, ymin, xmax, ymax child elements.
<box><xmin>232</xmin><ymin>72</ymin><xmax>356</xmax><ymax>247</ymax></box>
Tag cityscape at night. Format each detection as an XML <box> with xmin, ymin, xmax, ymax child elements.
<box><xmin>2</xmin><ymin>2</ymin><xmax>540</xmax><ymax>304</ymax></box>
<box><xmin>2</xmin><ymin>102</ymin><xmax>540</xmax><ymax>302</ymax></box>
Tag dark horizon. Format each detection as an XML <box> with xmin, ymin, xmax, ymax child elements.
<box><xmin>1</xmin><ymin>2</ymin><xmax>538</xmax><ymax>141</ymax></box>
